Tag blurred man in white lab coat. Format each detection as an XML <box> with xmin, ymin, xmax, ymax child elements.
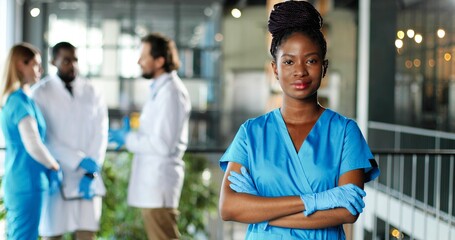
<box><xmin>32</xmin><ymin>42</ymin><xmax>108</xmax><ymax>240</ymax></box>
<box><xmin>109</xmin><ymin>33</ymin><xmax>191</xmax><ymax>240</ymax></box>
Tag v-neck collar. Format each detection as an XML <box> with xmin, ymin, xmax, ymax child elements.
<box><xmin>273</xmin><ymin>108</ymin><xmax>331</xmax><ymax>158</ymax></box>
<box><xmin>52</xmin><ymin>75</ymin><xmax>76</xmax><ymax>98</ymax></box>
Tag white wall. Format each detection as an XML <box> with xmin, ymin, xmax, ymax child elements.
<box><xmin>222</xmin><ymin>6</ymin><xmax>270</xmax><ymax>73</ymax></box>
<box><xmin>324</xmin><ymin>9</ymin><xmax>358</xmax><ymax>118</ymax></box>
<box><xmin>220</xmin><ymin>6</ymin><xmax>271</xmax><ymax>140</ymax></box>
<box><xmin>0</xmin><ymin>0</ymin><xmax>7</xmax><ymax>65</ymax></box>
<box><xmin>231</xmin><ymin>71</ymin><xmax>269</xmax><ymax>114</ymax></box>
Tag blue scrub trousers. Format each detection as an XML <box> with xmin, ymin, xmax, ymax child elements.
<box><xmin>5</xmin><ymin>191</ymin><xmax>43</xmax><ymax>240</ymax></box>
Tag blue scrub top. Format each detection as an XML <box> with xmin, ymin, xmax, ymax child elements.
<box><xmin>1</xmin><ymin>89</ymin><xmax>49</xmax><ymax>203</ymax></box>
<box><xmin>220</xmin><ymin>108</ymin><xmax>380</xmax><ymax>240</ymax></box>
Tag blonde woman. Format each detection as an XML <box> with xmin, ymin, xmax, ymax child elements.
<box><xmin>0</xmin><ymin>43</ymin><xmax>60</xmax><ymax>239</ymax></box>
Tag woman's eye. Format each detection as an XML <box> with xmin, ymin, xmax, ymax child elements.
<box><xmin>283</xmin><ymin>60</ymin><xmax>293</xmax><ymax>65</ymax></box>
<box><xmin>307</xmin><ymin>59</ymin><xmax>317</xmax><ymax>64</ymax></box>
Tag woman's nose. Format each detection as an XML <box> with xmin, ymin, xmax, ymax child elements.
<box><xmin>294</xmin><ymin>62</ymin><xmax>308</xmax><ymax>76</ymax></box>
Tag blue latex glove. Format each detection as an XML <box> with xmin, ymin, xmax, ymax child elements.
<box><xmin>108</xmin><ymin>129</ymin><xmax>126</xmax><ymax>150</ymax></box>
<box><xmin>300</xmin><ymin>184</ymin><xmax>366</xmax><ymax>216</ymax></box>
<box><xmin>79</xmin><ymin>175</ymin><xmax>94</xmax><ymax>200</ymax></box>
<box><xmin>79</xmin><ymin>157</ymin><xmax>99</xmax><ymax>173</ymax></box>
<box><xmin>108</xmin><ymin>116</ymin><xmax>130</xmax><ymax>150</ymax></box>
<box><xmin>48</xmin><ymin>168</ymin><xmax>63</xmax><ymax>194</ymax></box>
<box><xmin>228</xmin><ymin>166</ymin><xmax>259</xmax><ymax>195</ymax></box>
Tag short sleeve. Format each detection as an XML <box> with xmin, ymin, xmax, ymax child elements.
<box><xmin>219</xmin><ymin>123</ymin><xmax>250</xmax><ymax>172</ymax></box>
<box><xmin>340</xmin><ymin>120</ymin><xmax>380</xmax><ymax>182</ymax></box>
<box><xmin>9</xmin><ymin>94</ymin><xmax>34</xmax><ymax>125</ymax></box>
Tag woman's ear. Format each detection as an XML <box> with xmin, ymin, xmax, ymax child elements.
<box><xmin>322</xmin><ymin>59</ymin><xmax>329</xmax><ymax>78</ymax></box>
<box><xmin>271</xmin><ymin>61</ymin><xmax>278</xmax><ymax>80</ymax></box>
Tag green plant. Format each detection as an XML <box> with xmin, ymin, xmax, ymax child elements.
<box><xmin>0</xmin><ymin>152</ymin><xmax>217</xmax><ymax>239</ymax></box>
<box><xmin>98</xmin><ymin>151</ymin><xmax>147</xmax><ymax>239</ymax></box>
<box><xmin>0</xmin><ymin>179</ymin><xmax>4</xmax><ymax>221</ymax></box>
<box><xmin>98</xmin><ymin>152</ymin><xmax>217</xmax><ymax>239</ymax></box>
<box><xmin>178</xmin><ymin>154</ymin><xmax>218</xmax><ymax>238</ymax></box>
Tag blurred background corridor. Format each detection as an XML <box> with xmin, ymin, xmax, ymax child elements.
<box><xmin>1</xmin><ymin>0</ymin><xmax>455</xmax><ymax>239</ymax></box>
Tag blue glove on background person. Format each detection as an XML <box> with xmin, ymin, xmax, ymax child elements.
<box><xmin>108</xmin><ymin>116</ymin><xmax>130</xmax><ymax>150</ymax></box>
<box><xmin>79</xmin><ymin>175</ymin><xmax>95</xmax><ymax>199</ymax></box>
<box><xmin>79</xmin><ymin>157</ymin><xmax>99</xmax><ymax>173</ymax></box>
<box><xmin>300</xmin><ymin>184</ymin><xmax>366</xmax><ymax>216</ymax></box>
<box><xmin>78</xmin><ymin>157</ymin><xmax>99</xmax><ymax>199</ymax></box>
<box><xmin>228</xmin><ymin>166</ymin><xmax>259</xmax><ymax>195</ymax></box>
<box><xmin>48</xmin><ymin>168</ymin><xmax>63</xmax><ymax>194</ymax></box>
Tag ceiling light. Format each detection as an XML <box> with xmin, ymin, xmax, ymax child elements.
<box><xmin>406</xmin><ymin>29</ymin><xmax>415</xmax><ymax>38</ymax></box>
<box><xmin>30</xmin><ymin>7</ymin><xmax>40</xmax><ymax>17</ymax></box>
<box><xmin>414</xmin><ymin>34</ymin><xmax>422</xmax><ymax>44</ymax></box>
<box><xmin>395</xmin><ymin>39</ymin><xmax>403</xmax><ymax>49</ymax></box>
<box><xmin>437</xmin><ymin>29</ymin><xmax>445</xmax><ymax>38</ymax></box>
<box><xmin>231</xmin><ymin>8</ymin><xmax>241</xmax><ymax>18</ymax></box>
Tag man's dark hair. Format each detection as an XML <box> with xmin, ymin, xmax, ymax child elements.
<box><xmin>51</xmin><ymin>42</ymin><xmax>76</xmax><ymax>60</ymax></box>
<box><xmin>141</xmin><ymin>33</ymin><xmax>180</xmax><ymax>72</ymax></box>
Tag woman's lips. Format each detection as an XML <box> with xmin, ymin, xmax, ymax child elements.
<box><xmin>292</xmin><ymin>80</ymin><xmax>310</xmax><ymax>89</ymax></box>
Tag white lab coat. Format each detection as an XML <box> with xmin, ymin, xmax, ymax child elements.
<box><xmin>125</xmin><ymin>71</ymin><xmax>191</xmax><ymax>208</ymax></box>
<box><xmin>31</xmin><ymin>75</ymin><xmax>108</xmax><ymax>236</ymax></box>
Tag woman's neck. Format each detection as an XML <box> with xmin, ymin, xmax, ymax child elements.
<box><xmin>280</xmin><ymin>98</ymin><xmax>324</xmax><ymax>124</ymax></box>
<box><xmin>21</xmin><ymin>83</ymin><xmax>31</xmax><ymax>96</ymax></box>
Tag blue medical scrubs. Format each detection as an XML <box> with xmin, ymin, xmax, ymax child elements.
<box><xmin>220</xmin><ymin>108</ymin><xmax>379</xmax><ymax>240</ymax></box>
<box><xmin>1</xmin><ymin>89</ymin><xmax>50</xmax><ymax>240</ymax></box>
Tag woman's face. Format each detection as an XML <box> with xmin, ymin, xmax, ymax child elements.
<box><xmin>20</xmin><ymin>54</ymin><xmax>43</xmax><ymax>85</ymax></box>
<box><xmin>272</xmin><ymin>32</ymin><xmax>325</xmax><ymax>102</ymax></box>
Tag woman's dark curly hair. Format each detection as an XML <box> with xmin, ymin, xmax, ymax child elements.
<box><xmin>268</xmin><ymin>1</ymin><xmax>327</xmax><ymax>62</ymax></box>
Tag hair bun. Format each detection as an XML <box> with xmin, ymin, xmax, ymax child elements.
<box><xmin>268</xmin><ymin>1</ymin><xmax>323</xmax><ymax>37</ymax></box>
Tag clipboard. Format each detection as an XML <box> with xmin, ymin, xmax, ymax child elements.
<box><xmin>59</xmin><ymin>173</ymin><xmax>106</xmax><ymax>200</ymax></box>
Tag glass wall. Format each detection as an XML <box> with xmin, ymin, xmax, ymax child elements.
<box><xmin>394</xmin><ymin>0</ymin><xmax>455</xmax><ymax>132</ymax></box>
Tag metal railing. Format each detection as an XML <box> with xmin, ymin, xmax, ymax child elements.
<box><xmin>370</xmin><ymin>148</ymin><xmax>455</xmax><ymax>240</ymax></box>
